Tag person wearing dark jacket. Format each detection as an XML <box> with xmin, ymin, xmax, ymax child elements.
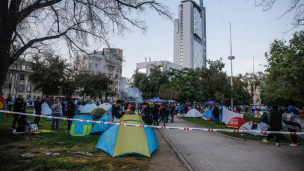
<box><xmin>263</xmin><ymin>104</ymin><xmax>282</xmax><ymax>145</ymax></box>
<box><xmin>34</xmin><ymin>98</ymin><xmax>43</xmax><ymax>126</ymax></box>
<box><xmin>152</xmin><ymin>105</ymin><xmax>159</xmax><ymax>126</ymax></box>
<box><xmin>131</xmin><ymin>105</ymin><xmax>136</xmax><ymax>112</ymax></box>
<box><xmin>16</xmin><ymin>115</ymin><xmax>30</xmax><ymax>132</ymax></box>
<box><xmin>142</xmin><ymin>102</ymin><xmax>153</xmax><ymax>125</ymax></box>
<box><xmin>283</xmin><ymin>106</ymin><xmax>301</xmax><ymax>147</ymax></box>
<box><xmin>66</xmin><ymin>102</ymin><xmax>76</xmax><ymax>132</ymax></box>
<box><xmin>12</xmin><ymin>98</ymin><xmax>23</xmax><ymax>129</ymax></box>
<box><xmin>21</xmin><ymin>99</ymin><xmax>27</xmax><ymax>113</ymax></box>
<box><xmin>112</xmin><ymin>100</ymin><xmax>124</xmax><ymax>122</ymax></box>
<box><xmin>158</xmin><ymin>106</ymin><xmax>169</xmax><ymax>126</ymax></box>
<box><xmin>212</xmin><ymin>106</ymin><xmax>220</xmax><ymax>125</ymax></box>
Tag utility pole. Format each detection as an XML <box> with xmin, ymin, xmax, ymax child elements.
<box><xmin>228</xmin><ymin>22</ymin><xmax>235</xmax><ymax>111</ymax></box>
<box><xmin>253</xmin><ymin>56</ymin><xmax>255</xmax><ymax>109</ymax></box>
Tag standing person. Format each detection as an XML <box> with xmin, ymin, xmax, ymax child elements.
<box><xmin>51</xmin><ymin>100</ymin><xmax>62</xmax><ymax>132</ymax></box>
<box><xmin>245</xmin><ymin>106</ymin><xmax>248</xmax><ymax>113</ymax></box>
<box><xmin>61</xmin><ymin>100</ymin><xmax>67</xmax><ymax>116</ymax></box>
<box><xmin>112</xmin><ymin>100</ymin><xmax>124</xmax><ymax>122</ymax></box>
<box><xmin>152</xmin><ymin>105</ymin><xmax>159</xmax><ymax>126</ymax></box>
<box><xmin>159</xmin><ymin>105</ymin><xmax>169</xmax><ymax>126</ymax></box>
<box><xmin>142</xmin><ymin>102</ymin><xmax>153</xmax><ymax>125</ymax></box>
<box><xmin>12</xmin><ymin>98</ymin><xmax>23</xmax><ymax>129</ymax></box>
<box><xmin>262</xmin><ymin>104</ymin><xmax>282</xmax><ymax>146</ymax></box>
<box><xmin>283</xmin><ymin>106</ymin><xmax>301</xmax><ymax>147</ymax></box>
<box><xmin>21</xmin><ymin>99</ymin><xmax>27</xmax><ymax>113</ymax></box>
<box><xmin>65</xmin><ymin>101</ymin><xmax>75</xmax><ymax>132</ymax></box>
<box><xmin>131</xmin><ymin>105</ymin><xmax>136</xmax><ymax>112</ymax></box>
<box><xmin>185</xmin><ymin>105</ymin><xmax>189</xmax><ymax>115</ymax></box>
<box><xmin>212</xmin><ymin>105</ymin><xmax>220</xmax><ymax>125</ymax></box>
<box><xmin>34</xmin><ymin>97</ymin><xmax>43</xmax><ymax>126</ymax></box>
<box><xmin>170</xmin><ymin>105</ymin><xmax>176</xmax><ymax>123</ymax></box>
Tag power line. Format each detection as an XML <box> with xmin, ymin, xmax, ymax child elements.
<box><xmin>217</xmin><ymin>0</ymin><xmax>229</xmax><ymax>45</ymax></box>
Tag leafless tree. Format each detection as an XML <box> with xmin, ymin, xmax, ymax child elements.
<box><xmin>0</xmin><ymin>0</ymin><xmax>173</xmax><ymax>92</ymax></box>
<box><xmin>254</xmin><ymin>0</ymin><xmax>304</xmax><ymax>31</ymax></box>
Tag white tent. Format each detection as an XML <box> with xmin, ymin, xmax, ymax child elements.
<box><xmin>98</xmin><ymin>103</ymin><xmax>112</xmax><ymax>111</ymax></box>
<box><xmin>33</xmin><ymin>102</ymin><xmax>52</xmax><ymax>115</ymax></box>
<box><xmin>239</xmin><ymin>121</ymin><xmax>268</xmax><ymax>136</ymax></box>
<box><xmin>222</xmin><ymin>108</ymin><xmax>243</xmax><ymax>125</ymax></box>
<box><xmin>184</xmin><ymin>109</ymin><xmax>202</xmax><ymax>118</ymax></box>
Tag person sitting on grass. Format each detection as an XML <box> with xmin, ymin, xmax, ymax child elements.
<box><xmin>16</xmin><ymin>115</ymin><xmax>30</xmax><ymax>132</ymax></box>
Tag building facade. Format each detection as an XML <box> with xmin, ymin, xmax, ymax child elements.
<box><xmin>73</xmin><ymin>48</ymin><xmax>123</xmax><ymax>101</ymax></box>
<box><xmin>173</xmin><ymin>0</ymin><xmax>206</xmax><ymax>69</ymax></box>
<box><xmin>2</xmin><ymin>58</ymin><xmax>42</xmax><ymax>100</ymax></box>
<box><xmin>135</xmin><ymin>58</ymin><xmax>184</xmax><ymax>76</ymax></box>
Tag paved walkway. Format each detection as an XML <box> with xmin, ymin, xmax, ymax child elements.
<box><xmin>160</xmin><ymin>117</ymin><xmax>304</xmax><ymax>171</ymax></box>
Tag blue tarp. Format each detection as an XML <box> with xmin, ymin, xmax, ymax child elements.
<box><xmin>202</xmin><ymin>107</ymin><xmax>222</xmax><ymax>121</ymax></box>
<box><xmin>148</xmin><ymin>97</ymin><xmax>168</xmax><ymax>103</ymax></box>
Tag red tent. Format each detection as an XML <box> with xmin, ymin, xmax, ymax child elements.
<box><xmin>227</xmin><ymin>117</ymin><xmax>246</xmax><ymax>129</ymax></box>
<box><xmin>298</xmin><ymin>110</ymin><xmax>303</xmax><ymax>115</ymax></box>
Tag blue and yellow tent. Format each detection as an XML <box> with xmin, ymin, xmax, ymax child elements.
<box><xmin>90</xmin><ymin>111</ymin><xmax>113</xmax><ymax>134</ymax></box>
<box><xmin>70</xmin><ymin>115</ymin><xmax>93</xmax><ymax>137</ymax></box>
<box><xmin>95</xmin><ymin>115</ymin><xmax>157</xmax><ymax>157</ymax></box>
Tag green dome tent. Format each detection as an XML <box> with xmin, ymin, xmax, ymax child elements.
<box><xmin>90</xmin><ymin>108</ymin><xmax>106</xmax><ymax>119</ymax></box>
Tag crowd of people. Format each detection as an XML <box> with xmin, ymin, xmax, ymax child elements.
<box><xmin>3</xmin><ymin>96</ymin><xmax>302</xmax><ymax>147</ymax></box>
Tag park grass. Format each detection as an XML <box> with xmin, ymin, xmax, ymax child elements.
<box><xmin>0</xmin><ymin>113</ymin><xmax>150</xmax><ymax>171</ymax></box>
<box><xmin>180</xmin><ymin>112</ymin><xmax>304</xmax><ymax>143</ymax></box>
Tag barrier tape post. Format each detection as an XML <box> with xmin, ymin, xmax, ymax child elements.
<box><xmin>1</xmin><ymin>110</ymin><xmax>304</xmax><ymax>135</ymax></box>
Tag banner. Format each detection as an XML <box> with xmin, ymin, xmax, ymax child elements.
<box><xmin>0</xmin><ymin>94</ymin><xmax>5</xmax><ymax>121</ymax></box>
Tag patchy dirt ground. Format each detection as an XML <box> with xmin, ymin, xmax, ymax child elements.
<box><xmin>148</xmin><ymin>129</ymin><xmax>187</xmax><ymax>171</ymax></box>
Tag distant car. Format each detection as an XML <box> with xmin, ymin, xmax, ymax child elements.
<box><xmin>26</xmin><ymin>100</ymin><xmax>34</xmax><ymax>108</ymax></box>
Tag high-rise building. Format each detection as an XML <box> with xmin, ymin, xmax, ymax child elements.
<box><xmin>173</xmin><ymin>0</ymin><xmax>206</xmax><ymax>69</ymax></box>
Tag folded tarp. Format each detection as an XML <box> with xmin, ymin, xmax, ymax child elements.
<box><xmin>222</xmin><ymin>108</ymin><xmax>243</xmax><ymax>125</ymax></box>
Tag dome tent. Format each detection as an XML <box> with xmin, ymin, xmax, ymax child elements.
<box><xmin>227</xmin><ymin>117</ymin><xmax>246</xmax><ymax>129</ymax></box>
<box><xmin>95</xmin><ymin>115</ymin><xmax>157</xmax><ymax>157</ymax></box>
<box><xmin>70</xmin><ymin>115</ymin><xmax>93</xmax><ymax>137</ymax></box>
<box><xmin>90</xmin><ymin>108</ymin><xmax>106</xmax><ymax>119</ymax></box>
<box><xmin>80</xmin><ymin>103</ymin><xmax>98</xmax><ymax>114</ymax></box>
<box><xmin>90</xmin><ymin>111</ymin><xmax>113</xmax><ymax>134</ymax></box>
<box><xmin>98</xmin><ymin>103</ymin><xmax>112</xmax><ymax>111</ymax></box>
<box><xmin>184</xmin><ymin>109</ymin><xmax>202</xmax><ymax>118</ymax></box>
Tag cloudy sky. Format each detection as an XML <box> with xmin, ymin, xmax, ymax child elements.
<box><xmin>78</xmin><ymin>0</ymin><xmax>302</xmax><ymax>78</ymax></box>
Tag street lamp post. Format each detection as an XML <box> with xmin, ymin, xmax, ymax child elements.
<box><xmin>228</xmin><ymin>22</ymin><xmax>235</xmax><ymax>111</ymax></box>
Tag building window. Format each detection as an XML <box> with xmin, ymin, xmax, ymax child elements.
<box><xmin>18</xmin><ymin>95</ymin><xmax>23</xmax><ymax>99</ymax></box>
<box><xmin>95</xmin><ymin>64</ymin><xmax>97</xmax><ymax>68</ymax></box>
<box><xmin>116</xmin><ymin>68</ymin><xmax>118</xmax><ymax>72</ymax></box>
<box><xmin>89</xmin><ymin>63</ymin><xmax>92</xmax><ymax>68</ymax></box>
<box><xmin>86</xmin><ymin>64</ymin><xmax>87</xmax><ymax>67</ymax></box>
<box><xmin>120</xmin><ymin>69</ymin><xmax>122</xmax><ymax>73</ymax></box>
<box><xmin>102</xmin><ymin>65</ymin><xmax>106</xmax><ymax>69</ymax></box>
<box><xmin>19</xmin><ymin>85</ymin><xmax>24</xmax><ymax>90</ymax></box>
<box><xmin>11</xmin><ymin>64</ymin><xmax>15</xmax><ymax>68</ymax></box>
<box><xmin>28</xmin><ymin>85</ymin><xmax>30</xmax><ymax>91</ymax></box>
<box><xmin>26</xmin><ymin>95</ymin><xmax>30</xmax><ymax>100</ymax></box>
<box><xmin>33</xmin><ymin>96</ymin><xmax>36</xmax><ymax>100</ymax></box>
<box><xmin>20</xmin><ymin>74</ymin><xmax>24</xmax><ymax>80</ymax></box>
<box><xmin>22</xmin><ymin>65</ymin><xmax>26</xmax><ymax>70</ymax></box>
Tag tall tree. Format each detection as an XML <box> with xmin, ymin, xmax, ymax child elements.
<box><xmin>29</xmin><ymin>53</ymin><xmax>71</xmax><ymax>98</ymax></box>
<box><xmin>132</xmin><ymin>71</ymin><xmax>150</xmax><ymax>99</ymax></box>
<box><xmin>0</xmin><ymin>0</ymin><xmax>173</xmax><ymax>93</ymax></box>
<box><xmin>167</xmin><ymin>68</ymin><xmax>199</xmax><ymax>103</ymax></box>
<box><xmin>261</xmin><ymin>30</ymin><xmax>304</xmax><ymax>107</ymax></box>
<box><xmin>196</xmin><ymin>58</ymin><xmax>231</xmax><ymax>104</ymax></box>
<box><xmin>147</xmin><ymin>64</ymin><xmax>169</xmax><ymax>98</ymax></box>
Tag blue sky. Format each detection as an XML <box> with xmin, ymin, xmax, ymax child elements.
<box><xmin>92</xmin><ymin>0</ymin><xmax>302</xmax><ymax>78</ymax></box>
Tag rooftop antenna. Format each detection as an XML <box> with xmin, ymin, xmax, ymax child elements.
<box><xmin>200</xmin><ymin>0</ymin><xmax>203</xmax><ymax>8</ymax></box>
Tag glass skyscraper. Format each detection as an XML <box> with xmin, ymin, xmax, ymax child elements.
<box><xmin>173</xmin><ymin>0</ymin><xmax>206</xmax><ymax>69</ymax></box>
